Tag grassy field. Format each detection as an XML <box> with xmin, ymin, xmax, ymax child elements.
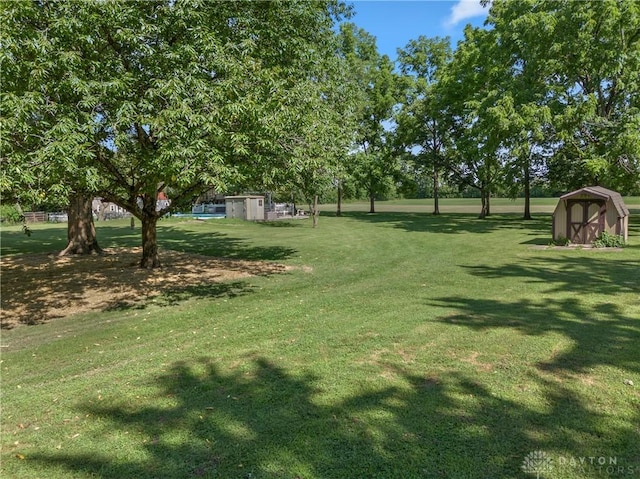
<box><xmin>1</xmin><ymin>198</ymin><xmax>639</xmax><ymax>478</ymax></box>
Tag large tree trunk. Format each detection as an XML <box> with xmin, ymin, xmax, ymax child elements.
<box><xmin>523</xmin><ymin>160</ymin><xmax>532</xmax><ymax>220</ymax></box>
<box><xmin>139</xmin><ymin>194</ymin><xmax>161</xmax><ymax>268</ymax></box>
<box><xmin>336</xmin><ymin>183</ymin><xmax>342</xmax><ymax>217</ymax></box>
<box><xmin>478</xmin><ymin>188</ymin><xmax>490</xmax><ymax>219</ymax></box>
<box><xmin>432</xmin><ymin>166</ymin><xmax>440</xmax><ymax>215</ymax></box>
<box><xmin>140</xmin><ymin>214</ymin><xmax>160</xmax><ymax>268</ymax></box>
<box><xmin>369</xmin><ymin>194</ymin><xmax>375</xmax><ymax>214</ymax></box>
<box><xmin>59</xmin><ymin>193</ymin><xmax>103</xmax><ymax>256</ymax></box>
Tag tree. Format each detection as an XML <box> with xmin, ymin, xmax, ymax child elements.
<box><xmin>486</xmin><ymin>0</ymin><xmax>640</xmax><ymax>194</ymax></box>
<box><xmin>459</xmin><ymin>20</ymin><xmax>552</xmax><ymax>219</ymax></box>
<box><xmin>439</xmin><ymin>26</ymin><xmax>507</xmax><ymax>218</ymax></box>
<box><xmin>338</xmin><ymin>24</ymin><xmax>399</xmax><ymax>213</ymax></box>
<box><xmin>395</xmin><ymin>36</ymin><xmax>453</xmax><ymax>215</ymax></box>
<box><xmin>1</xmin><ymin>0</ymin><xmax>350</xmax><ymax>267</ymax></box>
<box><xmin>272</xmin><ymin>60</ymin><xmax>358</xmax><ymax>228</ymax></box>
<box><xmin>0</xmin><ymin>3</ymin><xmax>105</xmax><ymax>252</ymax></box>
<box><xmin>490</xmin><ymin>96</ymin><xmax>552</xmax><ymax>220</ymax></box>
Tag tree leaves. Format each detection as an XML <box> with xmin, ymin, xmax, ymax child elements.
<box><xmin>487</xmin><ymin>0</ymin><xmax>640</xmax><ymax>192</ymax></box>
<box><xmin>3</xmin><ymin>1</ymin><xmax>354</xmax><ymax>262</ymax></box>
<box><xmin>3</xmin><ymin>1</ymin><xmax>351</xmax><ymax>205</ymax></box>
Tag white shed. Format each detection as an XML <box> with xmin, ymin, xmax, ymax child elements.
<box><xmin>224</xmin><ymin>196</ymin><xmax>265</xmax><ymax>221</ymax></box>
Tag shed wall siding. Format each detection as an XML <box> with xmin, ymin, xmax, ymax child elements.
<box><xmin>225</xmin><ymin>199</ymin><xmax>245</xmax><ymax>220</ymax></box>
<box><xmin>224</xmin><ymin>196</ymin><xmax>265</xmax><ymax>221</ymax></box>
<box><xmin>605</xmin><ymin>205</ymin><xmax>618</xmax><ymax>235</ymax></box>
<box><xmin>552</xmin><ymin>203</ymin><xmax>567</xmax><ymax>240</ymax></box>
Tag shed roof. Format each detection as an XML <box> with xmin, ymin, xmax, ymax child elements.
<box><xmin>560</xmin><ymin>186</ymin><xmax>629</xmax><ymax>217</ymax></box>
<box><xmin>225</xmin><ymin>195</ymin><xmax>264</xmax><ymax>199</ymax></box>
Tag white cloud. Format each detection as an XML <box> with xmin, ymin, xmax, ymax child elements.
<box><xmin>444</xmin><ymin>0</ymin><xmax>488</xmax><ymax>28</ymax></box>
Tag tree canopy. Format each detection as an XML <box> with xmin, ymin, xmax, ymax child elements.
<box><xmin>337</xmin><ymin>23</ymin><xmax>400</xmax><ymax>213</ymax></box>
<box><xmin>2</xmin><ymin>0</ymin><xmax>638</xmax><ymax>244</ymax></box>
<box><xmin>1</xmin><ymin>0</ymin><xmax>352</xmax><ymax>266</ymax></box>
<box><xmin>395</xmin><ymin>36</ymin><xmax>453</xmax><ymax>214</ymax></box>
<box><xmin>486</xmin><ymin>0</ymin><xmax>640</xmax><ymax>193</ymax></box>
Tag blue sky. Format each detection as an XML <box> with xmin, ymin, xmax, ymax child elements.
<box><xmin>344</xmin><ymin>0</ymin><xmax>490</xmax><ymax>60</ymax></box>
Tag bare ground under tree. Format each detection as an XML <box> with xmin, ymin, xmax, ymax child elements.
<box><xmin>1</xmin><ymin>248</ymin><xmax>291</xmax><ymax>329</ymax></box>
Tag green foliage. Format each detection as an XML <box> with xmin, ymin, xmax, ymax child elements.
<box><xmin>438</xmin><ymin>26</ymin><xmax>509</xmax><ymax>217</ymax></box>
<box><xmin>390</xmin><ymin>1</ymin><xmax>640</xmax><ymax>206</ymax></box>
<box><xmin>487</xmin><ymin>0</ymin><xmax>640</xmax><ymax>193</ymax></box>
<box><xmin>593</xmin><ymin>231</ymin><xmax>626</xmax><ymax>248</ymax></box>
<box><xmin>395</xmin><ymin>36</ymin><xmax>453</xmax><ymax>212</ymax></box>
<box><xmin>0</xmin><ymin>204</ymin><xmax>23</xmax><ymax>224</ymax></box>
<box><xmin>337</xmin><ymin>24</ymin><xmax>400</xmax><ymax>210</ymax></box>
<box><xmin>550</xmin><ymin>235</ymin><xmax>570</xmax><ymax>247</ymax></box>
<box><xmin>0</xmin><ymin>204</ymin><xmax>32</xmax><ymax>236</ymax></box>
<box><xmin>1</xmin><ymin>1</ymin><xmax>353</xmax><ymax>262</ymax></box>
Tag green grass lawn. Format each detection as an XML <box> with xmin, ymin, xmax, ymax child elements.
<box><xmin>1</xmin><ymin>199</ymin><xmax>639</xmax><ymax>478</ymax></box>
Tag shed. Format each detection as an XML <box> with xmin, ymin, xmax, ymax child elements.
<box><xmin>552</xmin><ymin>186</ymin><xmax>629</xmax><ymax>244</ymax></box>
<box><xmin>224</xmin><ymin>195</ymin><xmax>265</xmax><ymax>221</ymax></box>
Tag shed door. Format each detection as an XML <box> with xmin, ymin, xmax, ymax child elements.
<box><xmin>567</xmin><ymin>200</ymin><xmax>605</xmax><ymax>244</ymax></box>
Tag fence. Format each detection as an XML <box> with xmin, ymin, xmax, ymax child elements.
<box><xmin>22</xmin><ymin>211</ymin><xmax>47</xmax><ymax>223</ymax></box>
<box><xmin>22</xmin><ymin>212</ymin><xmax>71</xmax><ymax>223</ymax></box>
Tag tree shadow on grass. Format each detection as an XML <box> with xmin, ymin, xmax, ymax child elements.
<box><xmin>432</xmin><ymin>296</ymin><xmax>640</xmax><ymax>375</ymax></box>
<box><xmin>433</xmin><ymin>254</ymin><xmax>640</xmax><ymax>375</ymax></box>
<box><xmin>0</xmin><ymin>225</ymin><xmax>141</xmax><ymax>256</ymax></box>
<box><xmin>1</xmin><ymin>220</ymin><xmax>298</xmax><ymax>327</ymax></box>
<box><xmin>628</xmin><ymin>214</ymin><xmax>640</xmax><ymax>246</ymax></box>
<box><xmin>26</xmin><ymin>354</ymin><xmax>639</xmax><ymax>478</ymax></box>
<box><xmin>104</xmin><ymin>281</ymin><xmax>254</xmax><ymax>311</ymax></box>
<box><xmin>0</xmin><ymin>246</ymin><xmax>290</xmax><ymax>328</ymax></box>
<box><xmin>463</xmin><ymin>255</ymin><xmax>640</xmax><ymax>295</ymax></box>
<box><xmin>1</xmin><ymin>223</ymin><xmax>297</xmax><ymax>328</ymax></box>
<box><xmin>256</xmin><ymin>220</ymin><xmax>308</xmax><ymax>228</ymax></box>
<box><xmin>159</xmin><ymin>227</ymin><xmax>297</xmax><ymax>262</ymax></box>
<box><xmin>339</xmin><ymin>211</ymin><xmax>551</xmax><ymax>237</ymax></box>
<box><xmin>0</xmin><ymin>222</ymin><xmax>298</xmax><ymax>261</ymax></box>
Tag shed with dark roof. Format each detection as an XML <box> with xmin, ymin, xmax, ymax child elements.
<box><xmin>552</xmin><ymin>186</ymin><xmax>629</xmax><ymax>244</ymax></box>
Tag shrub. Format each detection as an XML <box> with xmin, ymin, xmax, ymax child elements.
<box><xmin>593</xmin><ymin>231</ymin><xmax>625</xmax><ymax>248</ymax></box>
<box><xmin>0</xmin><ymin>204</ymin><xmax>24</xmax><ymax>224</ymax></box>
<box><xmin>550</xmin><ymin>235</ymin><xmax>570</xmax><ymax>246</ymax></box>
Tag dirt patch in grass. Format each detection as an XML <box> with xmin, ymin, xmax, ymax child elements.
<box><xmin>1</xmin><ymin>248</ymin><xmax>291</xmax><ymax>329</ymax></box>
<box><xmin>461</xmin><ymin>352</ymin><xmax>494</xmax><ymax>373</ymax></box>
